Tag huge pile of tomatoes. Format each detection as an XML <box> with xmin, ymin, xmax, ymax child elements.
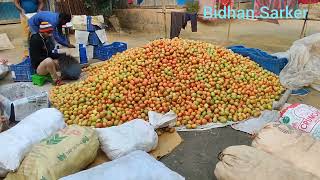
<box><xmin>50</xmin><ymin>38</ymin><xmax>284</xmax><ymax>129</ymax></box>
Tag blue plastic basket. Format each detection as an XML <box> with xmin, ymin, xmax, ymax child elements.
<box><xmin>93</xmin><ymin>42</ymin><xmax>128</xmax><ymax>61</ymax></box>
<box><xmin>228</xmin><ymin>45</ymin><xmax>288</xmax><ymax>75</ymax></box>
<box><xmin>93</xmin><ymin>44</ymin><xmax>115</xmax><ymax>61</ymax></box>
<box><xmin>88</xmin><ymin>32</ymin><xmax>102</xmax><ymax>46</ymax></box>
<box><xmin>9</xmin><ymin>57</ymin><xmax>35</xmax><ymax>82</ymax></box>
<box><xmin>112</xmin><ymin>42</ymin><xmax>128</xmax><ymax>53</ymax></box>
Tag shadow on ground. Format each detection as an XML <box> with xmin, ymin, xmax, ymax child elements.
<box><xmin>161</xmin><ymin>127</ymin><xmax>251</xmax><ymax>180</ymax></box>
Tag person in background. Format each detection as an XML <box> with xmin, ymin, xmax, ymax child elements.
<box><xmin>14</xmin><ymin>0</ymin><xmax>44</xmax><ymax>58</ymax></box>
<box><xmin>28</xmin><ymin>11</ymin><xmax>75</xmax><ymax>49</ymax></box>
<box><xmin>29</xmin><ymin>22</ymin><xmax>64</xmax><ymax>86</ymax></box>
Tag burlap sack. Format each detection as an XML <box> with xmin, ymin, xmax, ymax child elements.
<box><xmin>214</xmin><ymin>145</ymin><xmax>319</xmax><ymax>180</ymax></box>
<box><xmin>279</xmin><ymin>103</ymin><xmax>320</xmax><ymax>139</ymax></box>
<box><xmin>252</xmin><ymin>122</ymin><xmax>320</xmax><ymax>178</ymax></box>
<box><xmin>5</xmin><ymin>125</ymin><xmax>99</xmax><ymax>180</ymax></box>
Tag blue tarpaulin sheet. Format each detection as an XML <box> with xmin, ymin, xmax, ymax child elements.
<box><xmin>227</xmin><ymin>45</ymin><xmax>288</xmax><ymax>75</ymax></box>
<box><xmin>0</xmin><ymin>2</ymin><xmax>20</xmax><ymax>21</ymax></box>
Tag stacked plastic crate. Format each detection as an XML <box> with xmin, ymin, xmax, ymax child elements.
<box><xmin>74</xmin><ymin>15</ymin><xmax>127</xmax><ymax>61</ymax></box>
<box><xmin>73</xmin><ymin>16</ymin><xmax>100</xmax><ymax>64</ymax></box>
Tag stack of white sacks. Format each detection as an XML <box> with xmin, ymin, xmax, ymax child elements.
<box><xmin>0</xmin><ymin>108</ymin><xmax>184</xmax><ymax>180</ymax></box>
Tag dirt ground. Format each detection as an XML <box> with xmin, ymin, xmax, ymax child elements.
<box><xmin>1</xmin><ymin>19</ymin><xmax>320</xmax><ymax>180</ymax></box>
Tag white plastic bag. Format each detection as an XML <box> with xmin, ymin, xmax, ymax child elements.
<box><xmin>252</xmin><ymin>122</ymin><xmax>320</xmax><ymax>178</ymax></box>
<box><xmin>280</xmin><ymin>33</ymin><xmax>320</xmax><ymax>91</ymax></box>
<box><xmin>149</xmin><ymin>110</ymin><xmax>177</xmax><ymax>129</ymax></box>
<box><xmin>60</xmin><ymin>150</ymin><xmax>185</xmax><ymax>180</ymax></box>
<box><xmin>71</xmin><ymin>44</ymin><xmax>94</xmax><ymax>59</ymax></box>
<box><xmin>279</xmin><ymin>103</ymin><xmax>320</xmax><ymax>139</ymax></box>
<box><xmin>0</xmin><ymin>83</ymin><xmax>49</xmax><ymax>121</ymax></box>
<box><xmin>97</xmin><ymin>119</ymin><xmax>158</xmax><ymax>160</ymax></box>
<box><xmin>25</xmin><ymin>13</ymin><xmax>36</xmax><ymax>19</ymax></box>
<box><xmin>231</xmin><ymin>110</ymin><xmax>280</xmax><ymax>134</ymax></box>
<box><xmin>95</xmin><ymin>30</ymin><xmax>107</xmax><ymax>44</ymax></box>
<box><xmin>214</xmin><ymin>145</ymin><xmax>319</xmax><ymax>180</ymax></box>
<box><xmin>272</xmin><ymin>51</ymin><xmax>289</xmax><ymax>59</ymax></box>
<box><xmin>75</xmin><ymin>30</ymin><xmax>90</xmax><ymax>45</ymax></box>
<box><xmin>0</xmin><ymin>108</ymin><xmax>66</xmax><ymax>177</ymax></box>
<box><xmin>272</xmin><ymin>89</ymin><xmax>292</xmax><ymax>110</ymax></box>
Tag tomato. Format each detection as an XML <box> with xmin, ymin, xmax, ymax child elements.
<box><xmin>50</xmin><ymin>38</ymin><xmax>283</xmax><ymax>129</ymax></box>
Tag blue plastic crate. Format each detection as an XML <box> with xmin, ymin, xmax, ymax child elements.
<box><xmin>93</xmin><ymin>44</ymin><xmax>115</xmax><ymax>61</ymax></box>
<box><xmin>228</xmin><ymin>45</ymin><xmax>288</xmax><ymax>75</ymax></box>
<box><xmin>88</xmin><ymin>32</ymin><xmax>102</xmax><ymax>46</ymax></box>
<box><xmin>9</xmin><ymin>57</ymin><xmax>35</xmax><ymax>82</ymax></box>
<box><xmin>93</xmin><ymin>42</ymin><xmax>128</xmax><ymax>61</ymax></box>
<box><xmin>112</xmin><ymin>42</ymin><xmax>128</xmax><ymax>53</ymax></box>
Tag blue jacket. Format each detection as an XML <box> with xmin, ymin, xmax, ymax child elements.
<box><xmin>28</xmin><ymin>11</ymin><xmax>69</xmax><ymax>47</ymax></box>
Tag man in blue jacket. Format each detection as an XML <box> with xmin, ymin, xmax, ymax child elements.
<box><xmin>28</xmin><ymin>11</ymin><xmax>75</xmax><ymax>48</ymax></box>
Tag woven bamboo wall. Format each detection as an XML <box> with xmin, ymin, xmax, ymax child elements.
<box><xmin>55</xmin><ymin>0</ymin><xmax>90</xmax><ymax>15</ymax></box>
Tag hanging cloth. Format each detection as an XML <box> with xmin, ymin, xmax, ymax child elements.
<box><xmin>298</xmin><ymin>0</ymin><xmax>319</xmax><ymax>4</ymax></box>
<box><xmin>218</xmin><ymin>0</ymin><xmax>234</xmax><ymax>14</ymax></box>
<box><xmin>253</xmin><ymin>0</ymin><xmax>272</xmax><ymax>17</ymax></box>
<box><xmin>170</xmin><ymin>12</ymin><xmax>185</xmax><ymax>38</ymax></box>
<box><xmin>170</xmin><ymin>12</ymin><xmax>198</xmax><ymax>38</ymax></box>
<box><xmin>183</xmin><ymin>13</ymin><xmax>197</xmax><ymax>32</ymax></box>
<box><xmin>220</xmin><ymin>0</ymin><xmax>234</xmax><ymax>7</ymax></box>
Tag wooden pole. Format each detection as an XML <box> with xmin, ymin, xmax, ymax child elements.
<box><xmin>300</xmin><ymin>2</ymin><xmax>311</xmax><ymax>38</ymax></box>
<box><xmin>49</xmin><ymin>0</ymin><xmax>55</xmax><ymax>12</ymax></box>
<box><xmin>304</xmin><ymin>3</ymin><xmax>312</xmax><ymax>36</ymax></box>
<box><xmin>67</xmin><ymin>0</ymin><xmax>72</xmax><ymax>15</ymax></box>
<box><xmin>227</xmin><ymin>0</ymin><xmax>238</xmax><ymax>41</ymax></box>
<box><xmin>162</xmin><ymin>0</ymin><xmax>168</xmax><ymax>38</ymax></box>
<box><xmin>227</xmin><ymin>18</ymin><xmax>231</xmax><ymax>41</ymax></box>
<box><xmin>304</xmin><ymin>16</ymin><xmax>309</xmax><ymax>36</ymax></box>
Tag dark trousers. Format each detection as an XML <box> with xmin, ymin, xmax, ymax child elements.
<box><xmin>170</xmin><ymin>12</ymin><xmax>198</xmax><ymax>39</ymax></box>
<box><xmin>170</xmin><ymin>12</ymin><xmax>185</xmax><ymax>39</ymax></box>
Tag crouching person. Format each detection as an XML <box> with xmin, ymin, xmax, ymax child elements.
<box><xmin>29</xmin><ymin>21</ymin><xmax>63</xmax><ymax>85</ymax></box>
